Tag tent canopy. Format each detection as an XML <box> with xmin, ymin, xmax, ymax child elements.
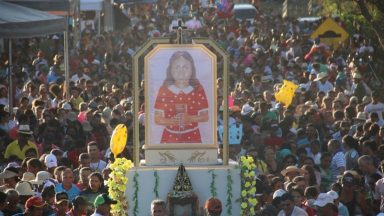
<box><xmin>0</xmin><ymin>1</ymin><xmax>66</xmax><ymax>38</ymax></box>
<box><xmin>5</xmin><ymin>0</ymin><xmax>70</xmax><ymax>15</ymax></box>
<box><xmin>81</xmin><ymin>0</ymin><xmax>103</xmax><ymax>11</ymax></box>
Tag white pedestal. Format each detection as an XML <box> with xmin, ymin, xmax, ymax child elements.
<box><xmin>145</xmin><ymin>149</ymin><xmax>219</xmax><ymax>166</ymax></box>
<box><xmin>125</xmin><ymin>164</ymin><xmax>241</xmax><ymax>216</ymax></box>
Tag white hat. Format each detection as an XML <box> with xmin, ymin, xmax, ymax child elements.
<box><xmin>0</xmin><ymin>168</ymin><xmax>18</xmax><ymax>179</ymax></box>
<box><xmin>52</xmin><ymin>35</ymin><xmax>60</xmax><ymax>40</ymax></box>
<box><xmin>15</xmin><ymin>181</ymin><xmax>35</xmax><ymax>196</ymax></box>
<box><xmin>44</xmin><ymin>154</ymin><xmax>57</xmax><ymax>168</ymax></box>
<box><xmin>18</xmin><ymin>125</ymin><xmax>33</xmax><ymax>135</ymax></box>
<box><xmin>280</xmin><ymin>166</ymin><xmax>305</xmax><ymax>176</ymax></box>
<box><xmin>61</xmin><ymin>102</ymin><xmax>72</xmax><ymax>110</ymax></box>
<box><xmin>30</xmin><ymin>171</ymin><xmax>51</xmax><ymax>185</ymax></box>
<box><xmin>314</xmin><ymin>72</ymin><xmax>328</xmax><ymax>81</ymax></box>
<box><xmin>21</xmin><ymin>172</ymin><xmax>35</xmax><ymax>181</ymax></box>
<box><xmin>314</xmin><ymin>193</ymin><xmax>334</xmax><ymax>207</ymax></box>
<box><xmin>326</xmin><ymin>190</ymin><xmax>339</xmax><ymax>200</ymax></box>
<box><xmin>244</xmin><ymin>67</ymin><xmax>253</xmax><ymax>74</ymax></box>
<box><xmin>241</xmin><ymin>103</ymin><xmax>254</xmax><ymax>116</ymax></box>
<box><xmin>273</xmin><ymin>189</ymin><xmax>287</xmax><ymax>199</ymax></box>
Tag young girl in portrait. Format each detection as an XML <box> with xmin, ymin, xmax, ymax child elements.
<box><xmin>154</xmin><ymin>51</ymin><xmax>209</xmax><ymax>143</ymax></box>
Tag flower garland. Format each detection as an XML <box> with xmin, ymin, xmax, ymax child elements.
<box><xmin>106</xmin><ymin>158</ymin><xmax>133</xmax><ymax>215</ymax></box>
<box><xmin>240</xmin><ymin>156</ymin><xmax>257</xmax><ymax>215</ymax></box>
<box><xmin>208</xmin><ymin>169</ymin><xmax>217</xmax><ymax>197</ymax></box>
<box><xmin>225</xmin><ymin>169</ymin><xmax>233</xmax><ymax>215</ymax></box>
<box><xmin>133</xmin><ymin>171</ymin><xmax>139</xmax><ymax>216</ymax></box>
<box><xmin>153</xmin><ymin>171</ymin><xmax>159</xmax><ymax>198</ymax></box>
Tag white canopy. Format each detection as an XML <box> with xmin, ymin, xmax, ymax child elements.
<box><xmin>81</xmin><ymin>0</ymin><xmax>103</xmax><ymax>11</ymax></box>
<box><xmin>0</xmin><ymin>1</ymin><xmax>66</xmax><ymax>38</ymax></box>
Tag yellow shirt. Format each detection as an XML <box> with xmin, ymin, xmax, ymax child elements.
<box><xmin>4</xmin><ymin>140</ymin><xmax>38</xmax><ymax>160</ymax></box>
<box><xmin>70</xmin><ymin>96</ymin><xmax>84</xmax><ymax>111</ymax></box>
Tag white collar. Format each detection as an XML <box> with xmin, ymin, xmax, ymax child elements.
<box><xmin>168</xmin><ymin>85</ymin><xmax>193</xmax><ymax>94</ymax></box>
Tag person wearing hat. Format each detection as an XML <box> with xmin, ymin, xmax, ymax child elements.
<box><xmin>91</xmin><ymin>193</ymin><xmax>116</xmax><ymax>216</ymax></box>
<box><xmin>4</xmin><ymin>125</ymin><xmax>38</xmax><ymax>160</ymax></box>
<box><xmin>0</xmin><ymin>167</ymin><xmax>19</xmax><ymax>192</ymax></box>
<box><xmin>281</xmin><ymin>166</ymin><xmax>305</xmax><ymax>183</ymax></box>
<box><xmin>313</xmin><ymin>193</ymin><xmax>338</xmax><ymax>216</ymax></box>
<box><xmin>13</xmin><ymin>196</ymin><xmax>45</xmax><ymax>216</ymax></box>
<box><xmin>67</xmin><ymin>196</ymin><xmax>87</xmax><ymax>216</ymax></box>
<box><xmin>204</xmin><ymin>197</ymin><xmax>222</xmax><ymax>216</ymax></box>
<box><xmin>315</xmin><ymin>72</ymin><xmax>333</xmax><ymax>94</ymax></box>
<box><xmin>15</xmin><ymin>181</ymin><xmax>35</xmax><ymax>205</ymax></box>
<box><xmin>54</xmin><ymin>192</ymin><xmax>69</xmax><ymax>216</ymax></box>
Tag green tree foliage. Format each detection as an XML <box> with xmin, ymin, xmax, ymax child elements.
<box><xmin>321</xmin><ymin>0</ymin><xmax>384</xmax><ymax>50</ymax></box>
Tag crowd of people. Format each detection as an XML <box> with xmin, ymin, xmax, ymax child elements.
<box><xmin>0</xmin><ymin>0</ymin><xmax>383</xmax><ymax>215</ymax></box>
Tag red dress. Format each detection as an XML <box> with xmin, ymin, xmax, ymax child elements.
<box><xmin>154</xmin><ymin>85</ymin><xmax>208</xmax><ymax>143</ymax></box>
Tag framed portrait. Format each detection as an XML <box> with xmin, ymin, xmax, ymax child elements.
<box><xmin>144</xmin><ymin>44</ymin><xmax>217</xmax><ymax>149</ymax></box>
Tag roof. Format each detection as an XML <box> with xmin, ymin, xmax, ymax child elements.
<box><xmin>0</xmin><ymin>1</ymin><xmax>66</xmax><ymax>38</ymax></box>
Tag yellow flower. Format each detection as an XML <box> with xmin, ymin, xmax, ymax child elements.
<box><xmin>249</xmin><ymin>198</ymin><xmax>258</xmax><ymax>206</ymax></box>
<box><xmin>245</xmin><ymin>182</ymin><xmax>251</xmax><ymax>188</ymax></box>
<box><xmin>242</xmin><ymin>190</ymin><xmax>247</xmax><ymax>197</ymax></box>
<box><xmin>250</xmin><ymin>207</ymin><xmax>255</xmax><ymax>215</ymax></box>
<box><xmin>241</xmin><ymin>202</ymin><xmax>248</xmax><ymax>209</ymax></box>
<box><xmin>249</xmin><ymin>171</ymin><xmax>255</xmax><ymax>177</ymax></box>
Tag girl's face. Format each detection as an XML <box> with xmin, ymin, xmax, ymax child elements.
<box><xmin>89</xmin><ymin>176</ymin><xmax>101</xmax><ymax>191</ymax></box>
<box><xmin>171</xmin><ymin>56</ymin><xmax>192</xmax><ymax>88</ymax></box>
<box><xmin>291</xmin><ymin>191</ymin><xmax>303</xmax><ymax>206</ymax></box>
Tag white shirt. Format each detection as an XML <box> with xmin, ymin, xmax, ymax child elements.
<box><xmin>90</xmin><ymin>160</ymin><xmax>107</xmax><ymax>172</ymax></box>
<box><xmin>277</xmin><ymin>206</ymin><xmax>308</xmax><ymax>216</ymax></box>
<box><xmin>71</xmin><ymin>73</ymin><xmax>91</xmax><ymax>83</ymax></box>
<box><xmin>90</xmin><ymin>212</ymin><xmax>104</xmax><ymax>216</ymax></box>
<box><xmin>364</xmin><ymin>102</ymin><xmax>384</xmax><ymax>119</ymax></box>
<box><xmin>317</xmin><ymin>81</ymin><xmax>334</xmax><ymax>94</ymax></box>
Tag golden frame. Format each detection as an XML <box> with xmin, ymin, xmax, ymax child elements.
<box><xmin>144</xmin><ymin>44</ymin><xmax>217</xmax><ymax>149</ymax></box>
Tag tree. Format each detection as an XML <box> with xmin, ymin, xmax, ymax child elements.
<box><xmin>322</xmin><ymin>0</ymin><xmax>384</xmax><ymax>50</ymax></box>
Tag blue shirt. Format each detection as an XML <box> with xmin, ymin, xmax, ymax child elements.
<box><xmin>55</xmin><ymin>183</ymin><xmax>81</xmax><ymax>202</ymax></box>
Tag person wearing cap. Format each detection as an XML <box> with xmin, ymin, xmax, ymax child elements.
<box><xmin>91</xmin><ymin>193</ymin><xmax>116</xmax><ymax>216</ymax></box>
<box><xmin>150</xmin><ymin>199</ymin><xmax>167</xmax><ymax>216</ymax></box>
<box><xmin>53</xmin><ymin>192</ymin><xmax>70</xmax><ymax>216</ymax></box>
<box><xmin>314</xmin><ymin>193</ymin><xmax>338</xmax><ymax>216</ymax></box>
<box><xmin>4</xmin><ymin>125</ymin><xmax>38</xmax><ymax>160</ymax></box>
<box><xmin>44</xmin><ymin>154</ymin><xmax>58</xmax><ymax>175</ymax></box>
<box><xmin>13</xmin><ymin>196</ymin><xmax>45</xmax><ymax>216</ymax></box>
<box><xmin>0</xmin><ymin>167</ymin><xmax>19</xmax><ymax>192</ymax></box>
<box><xmin>204</xmin><ymin>197</ymin><xmax>222</xmax><ymax>216</ymax></box>
<box><xmin>67</xmin><ymin>196</ymin><xmax>87</xmax><ymax>216</ymax></box>
<box><xmin>277</xmin><ymin>193</ymin><xmax>308</xmax><ymax>216</ymax></box>
<box><xmin>326</xmin><ymin>190</ymin><xmax>349</xmax><ymax>216</ymax></box>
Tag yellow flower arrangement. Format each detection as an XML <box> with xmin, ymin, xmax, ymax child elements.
<box><xmin>107</xmin><ymin>158</ymin><xmax>134</xmax><ymax>215</ymax></box>
<box><xmin>240</xmin><ymin>156</ymin><xmax>257</xmax><ymax>215</ymax></box>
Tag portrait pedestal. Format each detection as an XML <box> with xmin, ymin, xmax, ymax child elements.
<box><xmin>125</xmin><ymin>164</ymin><xmax>241</xmax><ymax>216</ymax></box>
<box><xmin>144</xmin><ymin>148</ymin><xmax>219</xmax><ymax>166</ymax></box>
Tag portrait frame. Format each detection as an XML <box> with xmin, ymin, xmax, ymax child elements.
<box><xmin>144</xmin><ymin>44</ymin><xmax>217</xmax><ymax>150</ymax></box>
